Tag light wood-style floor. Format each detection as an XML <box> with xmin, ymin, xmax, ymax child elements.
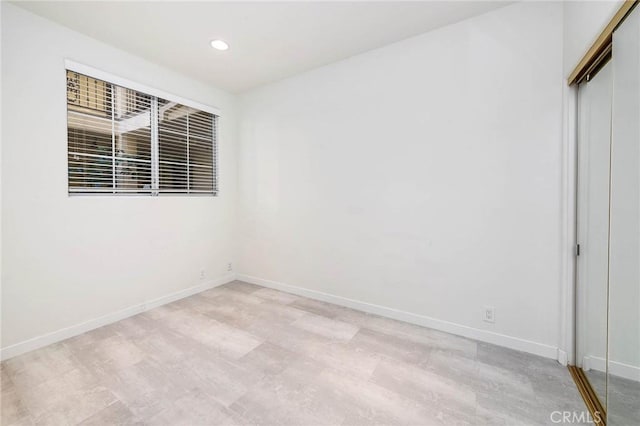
<box><xmin>2</xmin><ymin>281</ymin><xmax>586</xmax><ymax>425</ymax></box>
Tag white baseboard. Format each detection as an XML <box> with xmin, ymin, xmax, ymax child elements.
<box><xmin>557</xmin><ymin>349</ymin><xmax>569</xmax><ymax>366</ymax></box>
<box><xmin>236</xmin><ymin>274</ymin><xmax>559</xmax><ymax>360</ymax></box>
<box><xmin>583</xmin><ymin>355</ymin><xmax>640</xmax><ymax>382</ymax></box>
<box><xmin>583</xmin><ymin>355</ymin><xmax>606</xmax><ymax>373</ymax></box>
<box><xmin>610</xmin><ymin>360</ymin><xmax>640</xmax><ymax>382</ymax></box>
<box><xmin>0</xmin><ymin>273</ymin><xmax>236</xmax><ymax>361</ymax></box>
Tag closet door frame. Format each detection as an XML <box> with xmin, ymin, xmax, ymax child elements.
<box><xmin>566</xmin><ymin>3</ymin><xmax>639</xmax><ymax>426</ymax></box>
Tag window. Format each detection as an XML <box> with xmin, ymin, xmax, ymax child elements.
<box><xmin>66</xmin><ymin>69</ymin><xmax>218</xmax><ymax>195</ymax></box>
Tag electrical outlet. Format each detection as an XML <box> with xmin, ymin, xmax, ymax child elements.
<box><xmin>483</xmin><ymin>306</ymin><xmax>495</xmax><ymax>323</ymax></box>
<box><xmin>227</xmin><ymin>263</ymin><xmax>233</xmax><ymax>272</ymax></box>
<box><xmin>200</xmin><ymin>269</ymin><xmax>206</xmax><ymax>280</ymax></box>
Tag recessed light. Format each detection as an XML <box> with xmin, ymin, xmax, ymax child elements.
<box><xmin>210</xmin><ymin>39</ymin><xmax>229</xmax><ymax>51</ymax></box>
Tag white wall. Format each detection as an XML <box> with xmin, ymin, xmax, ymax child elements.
<box><xmin>237</xmin><ymin>2</ymin><xmax>565</xmax><ymax>357</ymax></box>
<box><xmin>563</xmin><ymin>0</ymin><xmax>623</xmax><ymax>77</ymax></box>
<box><xmin>1</xmin><ymin>3</ymin><xmax>237</xmax><ymax>354</ymax></box>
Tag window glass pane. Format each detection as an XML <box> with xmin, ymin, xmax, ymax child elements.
<box><xmin>67</xmin><ymin>126</ymin><xmax>113</xmax><ymax>158</ymax></box>
<box><xmin>67</xmin><ymin>71</ymin><xmax>112</xmax><ymax>118</ymax></box>
<box><xmin>157</xmin><ymin>98</ymin><xmax>215</xmax><ymax>194</ymax></box>
<box><xmin>190</xmin><ymin>166</ymin><xmax>214</xmax><ymax>192</ymax></box>
<box><xmin>159</xmin><ymin>162</ymin><xmax>188</xmax><ymax>191</ymax></box>
<box><xmin>189</xmin><ymin>138</ymin><xmax>213</xmax><ymax>166</ymax></box>
<box><xmin>113</xmin><ymin>86</ymin><xmax>152</xmax><ymax>192</ymax></box>
<box><xmin>67</xmin><ymin>70</ymin><xmax>114</xmax><ymax>193</ymax></box>
<box><xmin>158</xmin><ymin>101</ymin><xmax>189</xmax><ymax>135</ymax></box>
<box><xmin>67</xmin><ymin>136</ymin><xmax>113</xmax><ymax>191</ymax></box>
<box><xmin>188</xmin><ymin>111</ymin><xmax>213</xmax><ymax>139</ymax></box>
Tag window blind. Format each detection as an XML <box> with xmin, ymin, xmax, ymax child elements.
<box><xmin>157</xmin><ymin>100</ymin><xmax>217</xmax><ymax>194</ymax></box>
<box><xmin>66</xmin><ymin>70</ymin><xmax>218</xmax><ymax>196</ymax></box>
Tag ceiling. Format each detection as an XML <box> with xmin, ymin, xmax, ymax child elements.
<box><xmin>15</xmin><ymin>1</ymin><xmax>510</xmax><ymax>93</ymax></box>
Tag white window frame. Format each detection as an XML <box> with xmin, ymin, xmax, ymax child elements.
<box><xmin>64</xmin><ymin>59</ymin><xmax>221</xmax><ymax>196</ymax></box>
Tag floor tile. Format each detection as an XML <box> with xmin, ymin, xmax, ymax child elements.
<box><xmin>252</xmin><ymin>287</ymin><xmax>300</xmax><ymax>304</ymax></box>
<box><xmin>292</xmin><ymin>312</ymin><xmax>359</xmax><ymax>341</ymax></box>
<box><xmin>0</xmin><ymin>281</ymin><xmax>589</xmax><ymax>426</ymax></box>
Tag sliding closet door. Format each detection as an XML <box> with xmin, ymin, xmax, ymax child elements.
<box><xmin>576</xmin><ymin>60</ymin><xmax>612</xmax><ymax>409</ymax></box>
<box><xmin>608</xmin><ymin>6</ymin><xmax>640</xmax><ymax>425</ymax></box>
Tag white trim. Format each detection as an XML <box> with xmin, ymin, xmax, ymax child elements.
<box><xmin>583</xmin><ymin>355</ymin><xmax>640</xmax><ymax>382</ymax></box>
<box><xmin>560</xmin><ymin>83</ymin><xmax>579</xmax><ymax>366</ymax></box>
<box><xmin>236</xmin><ymin>274</ymin><xmax>559</xmax><ymax>360</ymax></box>
<box><xmin>558</xmin><ymin>349</ymin><xmax>569</xmax><ymax>366</ymax></box>
<box><xmin>607</xmin><ymin>360</ymin><xmax>640</xmax><ymax>382</ymax></box>
<box><xmin>64</xmin><ymin>59</ymin><xmax>222</xmax><ymax>116</ymax></box>
<box><xmin>0</xmin><ymin>273</ymin><xmax>236</xmax><ymax>361</ymax></box>
<box><xmin>583</xmin><ymin>355</ymin><xmax>605</xmax><ymax>372</ymax></box>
